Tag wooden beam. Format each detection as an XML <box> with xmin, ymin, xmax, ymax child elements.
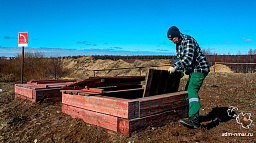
<box><xmin>62</xmin><ymin>104</ymin><xmax>188</xmax><ymax>136</ymax></box>
<box><xmin>81</xmin><ymin>88</ymin><xmax>104</xmax><ymax>93</ymax></box>
<box><xmin>15</xmin><ymin>93</ymin><xmax>36</xmax><ymax>103</ymax></box>
<box><xmin>215</xmin><ymin>62</ymin><xmax>256</xmax><ymax>65</ymax></box>
<box><xmin>27</xmin><ymin>79</ymin><xmax>76</xmax><ymax>84</ymax></box>
<box><xmin>62</xmin><ymin>104</ymin><xmax>118</xmax><ymax>132</ymax></box>
<box><xmin>138</xmin><ymin>91</ymin><xmax>188</xmax><ymax>117</ymax></box>
<box><xmin>91</xmin><ymin>81</ymin><xmax>141</xmax><ymax>88</ymax></box>
<box><xmin>65</xmin><ymin>76</ymin><xmax>145</xmax><ymax>88</ymax></box>
<box><xmin>117</xmin><ymin>106</ymin><xmax>188</xmax><ymax>136</ymax></box>
<box><xmin>62</xmin><ymin>93</ymin><xmax>139</xmax><ymax>119</ymax></box>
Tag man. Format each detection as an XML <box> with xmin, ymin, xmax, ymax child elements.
<box><xmin>167</xmin><ymin>26</ymin><xmax>210</xmax><ymax>129</ymax></box>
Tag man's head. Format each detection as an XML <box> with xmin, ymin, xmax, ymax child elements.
<box><xmin>167</xmin><ymin>26</ymin><xmax>180</xmax><ymax>44</ymax></box>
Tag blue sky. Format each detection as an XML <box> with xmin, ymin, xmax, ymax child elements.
<box><xmin>1</xmin><ymin>0</ymin><xmax>256</xmax><ymax>57</ymax></box>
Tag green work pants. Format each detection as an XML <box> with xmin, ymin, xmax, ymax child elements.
<box><xmin>185</xmin><ymin>72</ymin><xmax>208</xmax><ymax>117</ymax></box>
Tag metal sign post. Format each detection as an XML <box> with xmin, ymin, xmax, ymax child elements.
<box><xmin>21</xmin><ymin>46</ymin><xmax>24</xmax><ymax>84</ymax></box>
<box><xmin>18</xmin><ymin>32</ymin><xmax>28</xmax><ymax>84</ymax></box>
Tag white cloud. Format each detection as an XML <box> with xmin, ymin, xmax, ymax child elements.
<box><xmin>0</xmin><ymin>46</ymin><xmax>176</xmax><ymax>57</ymax></box>
<box><xmin>242</xmin><ymin>38</ymin><xmax>253</xmax><ymax>41</ymax></box>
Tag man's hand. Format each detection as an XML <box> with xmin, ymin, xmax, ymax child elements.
<box><xmin>168</xmin><ymin>67</ymin><xmax>176</xmax><ymax>74</ymax></box>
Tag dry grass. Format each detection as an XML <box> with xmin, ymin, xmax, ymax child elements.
<box><xmin>0</xmin><ymin>52</ymin><xmax>71</xmax><ymax>82</ymax></box>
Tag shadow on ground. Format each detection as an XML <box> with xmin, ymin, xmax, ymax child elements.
<box><xmin>200</xmin><ymin>107</ymin><xmax>236</xmax><ymax>130</ymax></box>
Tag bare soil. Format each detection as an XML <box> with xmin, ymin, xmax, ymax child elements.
<box><xmin>0</xmin><ymin>59</ymin><xmax>255</xmax><ymax>143</ymax></box>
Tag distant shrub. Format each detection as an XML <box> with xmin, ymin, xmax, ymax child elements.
<box><xmin>0</xmin><ymin>52</ymin><xmax>71</xmax><ymax>82</ymax></box>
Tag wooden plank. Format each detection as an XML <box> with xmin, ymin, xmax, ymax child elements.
<box><xmin>62</xmin><ymin>104</ymin><xmax>118</xmax><ymax>132</ymax></box>
<box><xmin>28</xmin><ymin>82</ymin><xmax>75</xmax><ymax>88</ymax></box>
<box><xmin>62</xmin><ymin>93</ymin><xmax>139</xmax><ymax>119</ymax></box>
<box><xmin>82</xmin><ymin>85</ymin><xmax>141</xmax><ymax>93</ymax></box>
<box><xmin>65</xmin><ymin>76</ymin><xmax>145</xmax><ymax>88</ymax></box>
<box><xmin>90</xmin><ymin>81</ymin><xmax>141</xmax><ymax>88</ymax></box>
<box><xmin>14</xmin><ymin>84</ymin><xmax>34</xmax><ymax>99</ymax></box>
<box><xmin>78</xmin><ymin>91</ymin><xmax>100</xmax><ymax>96</ymax></box>
<box><xmin>15</xmin><ymin>94</ymin><xmax>36</xmax><ymax>103</ymax></box>
<box><xmin>14</xmin><ymin>85</ymin><xmax>24</xmax><ymax>95</ymax></box>
<box><xmin>39</xmin><ymin>83</ymin><xmax>72</xmax><ymax>88</ymax></box>
<box><xmin>32</xmin><ymin>90</ymin><xmax>36</xmax><ymax>100</ymax></box>
<box><xmin>215</xmin><ymin>62</ymin><xmax>256</xmax><ymax>65</ymax></box>
<box><xmin>31</xmin><ymin>84</ymin><xmax>49</xmax><ymax>88</ymax></box>
<box><xmin>143</xmin><ymin>69</ymin><xmax>182</xmax><ymax>97</ymax></box>
<box><xmin>67</xmin><ymin>87</ymin><xmax>143</xmax><ymax>97</ymax></box>
<box><xmin>47</xmin><ymin>82</ymin><xmax>75</xmax><ymax>86</ymax></box>
<box><xmin>26</xmin><ymin>86</ymin><xmax>46</xmax><ymax>90</ymax></box>
<box><xmin>98</xmin><ymin>76</ymin><xmax>145</xmax><ymax>83</ymax></box>
<box><xmin>103</xmin><ymin>88</ymin><xmax>144</xmax><ymax>94</ymax></box>
<box><xmin>117</xmin><ymin>106</ymin><xmax>188</xmax><ymax>136</ymax></box>
<box><xmin>81</xmin><ymin>88</ymin><xmax>104</xmax><ymax>93</ymax></box>
<box><xmin>62</xmin><ymin>104</ymin><xmax>187</xmax><ymax>136</ymax></box>
<box><xmin>28</xmin><ymin>79</ymin><xmax>76</xmax><ymax>84</ymax></box>
<box><xmin>61</xmin><ymin>90</ymin><xmax>99</xmax><ymax>96</ymax></box>
<box><xmin>15</xmin><ymin>84</ymin><xmax>35</xmax><ymax>88</ymax></box>
<box><xmin>100</xmin><ymin>84</ymin><xmax>143</xmax><ymax>91</ymax></box>
<box><xmin>139</xmin><ymin>91</ymin><xmax>188</xmax><ymax>117</ymax></box>
<box><xmin>78</xmin><ymin>85</ymin><xmax>143</xmax><ymax>95</ymax></box>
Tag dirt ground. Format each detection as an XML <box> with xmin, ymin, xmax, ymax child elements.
<box><xmin>0</xmin><ymin>59</ymin><xmax>255</xmax><ymax>143</ymax></box>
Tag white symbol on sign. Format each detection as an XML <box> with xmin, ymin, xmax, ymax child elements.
<box><xmin>20</xmin><ymin>34</ymin><xmax>27</xmax><ymax>42</ymax></box>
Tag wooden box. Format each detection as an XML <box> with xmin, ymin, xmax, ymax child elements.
<box><xmin>61</xmin><ymin>71</ymin><xmax>188</xmax><ymax>136</ymax></box>
<box><xmin>15</xmin><ymin>80</ymin><xmax>76</xmax><ymax>102</ymax></box>
<box><xmin>62</xmin><ymin>91</ymin><xmax>188</xmax><ymax>136</ymax></box>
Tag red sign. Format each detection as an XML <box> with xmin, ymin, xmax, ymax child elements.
<box><xmin>18</xmin><ymin>32</ymin><xmax>28</xmax><ymax>47</ymax></box>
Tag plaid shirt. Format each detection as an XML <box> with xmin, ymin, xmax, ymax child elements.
<box><xmin>172</xmin><ymin>33</ymin><xmax>210</xmax><ymax>74</ymax></box>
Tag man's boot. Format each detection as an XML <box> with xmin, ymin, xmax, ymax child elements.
<box><xmin>179</xmin><ymin>114</ymin><xmax>200</xmax><ymax>129</ymax></box>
